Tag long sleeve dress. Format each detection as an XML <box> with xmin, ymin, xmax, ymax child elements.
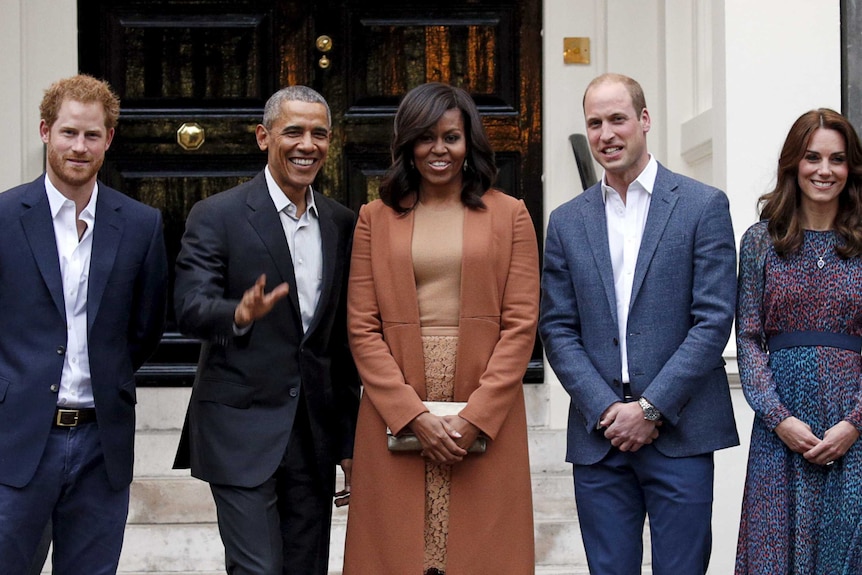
<box><xmin>735</xmin><ymin>221</ymin><xmax>862</xmax><ymax>574</ymax></box>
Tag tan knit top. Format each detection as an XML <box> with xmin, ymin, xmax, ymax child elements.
<box><xmin>411</xmin><ymin>201</ymin><xmax>464</xmax><ymax>336</ymax></box>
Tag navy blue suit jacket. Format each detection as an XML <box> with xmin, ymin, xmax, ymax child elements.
<box><xmin>540</xmin><ymin>163</ymin><xmax>739</xmax><ymax>465</ymax></box>
<box><xmin>172</xmin><ymin>172</ymin><xmax>360</xmax><ymax>488</ymax></box>
<box><xmin>0</xmin><ymin>176</ymin><xmax>168</xmax><ymax>490</ymax></box>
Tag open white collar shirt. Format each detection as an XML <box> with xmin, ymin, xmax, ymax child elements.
<box><xmin>601</xmin><ymin>155</ymin><xmax>658</xmax><ymax>384</ymax></box>
<box><xmin>264</xmin><ymin>165</ymin><xmax>323</xmax><ymax>333</ymax></box>
<box><xmin>45</xmin><ymin>175</ymin><xmax>98</xmax><ymax>408</ymax></box>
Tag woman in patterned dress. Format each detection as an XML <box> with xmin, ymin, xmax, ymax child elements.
<box><xmin>735</xmin><ymin>108</ymin><xmax>862</xmax><ymax>574</ymax></box>
<box><xmin>343</xmin><ymin>83</ymin><xmax>538</xmax><ymax>574</ymax></box>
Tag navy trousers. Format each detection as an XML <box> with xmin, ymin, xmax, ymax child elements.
<box><xmin>573</xmin><ymin>445</ymin><xmax>714</xmax><ymax>575</ymax></box>
<box><xmin>0</xmin><ymin>422</ymin><xmax>129</xmax><ymax>575</ymax></box>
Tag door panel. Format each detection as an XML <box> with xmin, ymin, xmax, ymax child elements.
<box><xmin>78</xmin><ymin>0</ymin><xmax>542</xmax><ymax>384</ymax></box>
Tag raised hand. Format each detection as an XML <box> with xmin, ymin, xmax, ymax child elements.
<box><xmin>234</xmin><ymin>274</ymin><xmax>290</xmax><ymax>328</ymax></box>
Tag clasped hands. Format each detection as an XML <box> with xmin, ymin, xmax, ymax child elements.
<box><xmin>600</xmin><ymin>401</ymin><xmax>662</xmax><ymax>452</ymax></box>
<box><xmin>774</xmin><ymin>416</ymin><xmax>860</xmax><ymax>466</ymax></box>
<box><xmin>234</xmin><ymin>274</ymin><xmax>290</xmax><ymax>328</ymax></box>
<box><xmin>408</xmin><ymin>412</ymin><xmax>481</xmax><ymax>464</ymax></box>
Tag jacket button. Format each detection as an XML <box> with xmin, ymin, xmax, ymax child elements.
<box><xmin>50</xmin><ymin>384</ymin><xmax>59</xmax><ymax>393</ymax></box>
<box><xmin>289</xmin><ymin>388</ymin><xmax>299</xmax><ymax>398</ymax></box>
<box><xmin>613</xmin><ymin>338</ymin><xmax>619</xmax><ymax>346</ymax></box>
<box><xmin>56</xmin><ymin>346</ymin><xmax>66</xmax><ymax>355</ymax></box>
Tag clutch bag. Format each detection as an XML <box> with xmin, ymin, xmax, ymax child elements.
<box><xmin>387</xmin><ymin>401</ymin><xmax>487</xmax><ymax>453</ymax></box>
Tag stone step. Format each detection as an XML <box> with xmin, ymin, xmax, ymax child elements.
<box><xmin>60</xmin><ymin>471</ymin><xmax>585</xmax><ymax>572</ymax></box>
<box><xmin>41</xmin><ymin>473</ymin><xmax>587</xmax><ymax>574</ymax></box>
<box><xmin>38</xmin><ymin>387</ymin><xmax>588</xmax><ymax>573</ymax></box>
<box><xmin>127</xmin><ymin>472</ymin><xmax>575</xmax><ymax>525</ymax></box>
<box><xmin>133</xmin><ymin>427</ymin><xmax>570</xmax><ymax>479</ymax></box>
<box><xmin>134</xmin><ymin>383</ymin><xmax>555</xmax><ymax>433</ymax></box>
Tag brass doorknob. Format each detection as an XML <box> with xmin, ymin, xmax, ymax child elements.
<box><xmin>177</xmin><ymin>122</ymin><xmax>205</xmax><ymax>151</ymax></box>
<box><xmin>316</xmin><ymin>35</ymin><xmax>333</xmax><ymax>53</ymax></box>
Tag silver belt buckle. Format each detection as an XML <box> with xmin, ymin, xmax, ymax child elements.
<box><xmin>55</xmin><ymin>409</ymin><xmax>80</xmax><ymax>427</ymax></box>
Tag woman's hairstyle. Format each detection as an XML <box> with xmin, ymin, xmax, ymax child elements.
<box><xmin>40</xmin><ymin>74</ymin><xmax>120</xmax><ymax>130</ymax></box>
<box><xmin>759</xmin><ymin>108</ymin><xmax>862</xmax><ymax>258</ymax></box>
<box><xmin>379</xmin><ymin>82</ymin><xmax>497</xmax><ymax>212</ymax></box>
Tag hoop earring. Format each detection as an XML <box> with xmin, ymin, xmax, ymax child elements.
<box><xmin>409</xmin><ymin>159</ymin><xmax>415</xmax><ymax>169</ymax></box>
<box><xmin>463</xmin><ymin>158</ymin><xmax>469</xmax><ymax>172</ymax></box>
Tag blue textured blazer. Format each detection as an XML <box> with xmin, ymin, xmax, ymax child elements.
<box><xmin>0</xmin><ymin>176</ymin><xmax>168</xmax><ymax>489</ymax></box>
<box><xmin>540</xmin><ymin>163</ymin><xmax>740</xmax><ymax>465</ymax></box>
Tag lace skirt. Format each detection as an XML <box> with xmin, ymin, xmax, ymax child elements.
<box><xmin>422</xmin><ymin>335</ymin><xmax>458</xmax><ymax>573</ymax></box>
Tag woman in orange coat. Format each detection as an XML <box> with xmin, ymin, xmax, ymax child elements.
<box><xmin>343</xmin><ymin>82</ymin><xmax>539</xmax><ymax>574</ymax></box>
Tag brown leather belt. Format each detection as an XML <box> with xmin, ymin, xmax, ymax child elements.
<box><xmin>54</xmin><ymin>408</ymin><xmax>97</xmax><ymax>427</ymax></box>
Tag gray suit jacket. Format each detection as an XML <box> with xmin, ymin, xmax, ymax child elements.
<box><xmin>540</xmin><ymin>163</ymin><xmax>739</xmax><ymax>465</ymax></box>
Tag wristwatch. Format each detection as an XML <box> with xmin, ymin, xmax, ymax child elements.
<box><xmin>638</xmin><ymin>397</ymin><xmax>662</xmax><ymax>421</ymax></box>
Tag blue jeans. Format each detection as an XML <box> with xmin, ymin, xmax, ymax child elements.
<box><xmin>0</xmin><ymin>422</ymin><xmax>129</xmax><ymax>575</ymax></box>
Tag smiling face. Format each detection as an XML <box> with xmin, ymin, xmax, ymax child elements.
<box><xmin>797</xmin><ymin>127</ymin><xmax>848</xmax><ymax>217</ymax></box>
<box><xmin>256</xmin><ymin>99</ymin><xmax>331</xmax><ymax>201</ymax></box>
<box><xmin>584</xmin><ymin>80</ymin><xmax>651</xmax><ymax>193</ymax></box>
<box><xmin>40</xmin><ymin>98</ymin><xmax>114</xmax><ymax>200</ymax></box>
<box><xmin>412</xmin><ymin>108</ymin><xmax>467</xmax><ymax>199</ymax></box>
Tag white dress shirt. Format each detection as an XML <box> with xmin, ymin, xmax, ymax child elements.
<box><xmin>45</xmin><ymin>176</ymin><xmax>98</xmax><ymax>408</ymax></box>
<box><xmin>602</xmin><ymin>155</ymin><xmax>658</xmax><ymax>384</ymax></box>
<box><xmin>264</xmin><ymin>166</ymin><xmax>323</xmax><ymax>333</ymax></box>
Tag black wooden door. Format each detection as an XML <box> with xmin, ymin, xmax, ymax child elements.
<box><xmin>78</xmin><ymin>0</ymin><xmax>542</xmax><ymax>384</ymax></box>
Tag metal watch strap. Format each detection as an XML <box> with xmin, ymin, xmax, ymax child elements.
<box><xmin>638</xmin><ymin>397</ymin><xmax>661</xmax><ymax>421</ymax></box>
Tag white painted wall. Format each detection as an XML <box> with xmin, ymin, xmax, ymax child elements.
<box><xmin>0</xmin><ymin>0</ymin><xmax>24</xmax><ymax>190</ymax></box>
<box><xmin>0</xmin><ymin>0</ymin><xmax>77</xmax><ymax>191</ymax></box>
<box><xmin>716</xmin><ymin>0</ymin><xmax>842</xmax><ymax>250</ymax></box>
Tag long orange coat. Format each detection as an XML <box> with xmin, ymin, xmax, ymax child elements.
<box><xmin>343</xmin><ymin>190</ymin><xmax>539</xmax><ymax>574</ymax></box>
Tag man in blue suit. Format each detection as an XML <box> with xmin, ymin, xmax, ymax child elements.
<box><xmin>0</xmin><ymin>74</ymin><xmax>168</xmax><ymax>574</ymax></box>
<box><xmin>540</xmin><ymin>73</ymin><xmax>739</xmax><ymax>574</ymax></box>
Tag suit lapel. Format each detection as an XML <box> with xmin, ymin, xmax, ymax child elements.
<box><xmin>87</xmin><ymin>187</ymin><xmax>123</xmax><ymax>333</ymax></box>
<box><xmin>304</xmin><ymin>192</ymin><xmax>337</xmax><ymax>337</ymax></box>
<box><xmin>19</xmin><ymin>179</ymin><xmax>65</xmax><ymax>319</ymax></box>
<box><xmin>581</xmin><ymin>186</ymin><xmax>618</xmax><ymax>326</ymax></box>
<box><xmin>630</xmin><ymin>166</ymin><xmax>678</xmax><ymax>307</ymax></box>
<box><xmin>245</xmin><ymin>175</ymin><xmax>302</xmax><ymax>318</ymax></box>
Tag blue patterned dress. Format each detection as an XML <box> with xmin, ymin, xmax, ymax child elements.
<box><xmin>735</xmin><ymin>221</ymin><xmax>862</xmax><ymax>574</ymax></box>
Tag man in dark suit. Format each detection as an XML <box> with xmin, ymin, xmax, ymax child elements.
<box><xmin>0</xmin><ymin>74</ymin><xmax>168</xmax><ymax>574</ymax></box>
<box><xmin>173</xmin><ymin>85</ymin><xmax>360</xmax><ymax>575</ymax></box>
<box><xmin>539</xmin><ymin>73</ymin><xmax>739</xmax><ymax>574</ymax></box>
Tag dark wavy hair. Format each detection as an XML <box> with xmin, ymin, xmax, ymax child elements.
<box><xmin>379</xmin><ymin>82</ymin><xmax>497</xmax><ymax>212</ymax></box>
<box><xmin>759</xmin><ymin>108</ymin><xmax>862</xmax><ymax>258</ymax></box>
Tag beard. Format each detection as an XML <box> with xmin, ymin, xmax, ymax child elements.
<box><xmin>46</xmin><ymin>145</ymin><xmax>104</xmax><ymax>190</ymax></box>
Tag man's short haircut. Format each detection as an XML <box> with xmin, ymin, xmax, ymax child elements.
<box><xmin>40</xmin><ymin>74</ymin><xmax>120</xmax><ymax>130</ymax></box>
<box><xmin>262</xmin><ymin>86</ymin><xmax>332</xmax><ymax>129</ymax></box>
<box><xmin>583</xmin><ymin>73</ymin><xmax>647</xmax><ymax>116</ymax></box>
